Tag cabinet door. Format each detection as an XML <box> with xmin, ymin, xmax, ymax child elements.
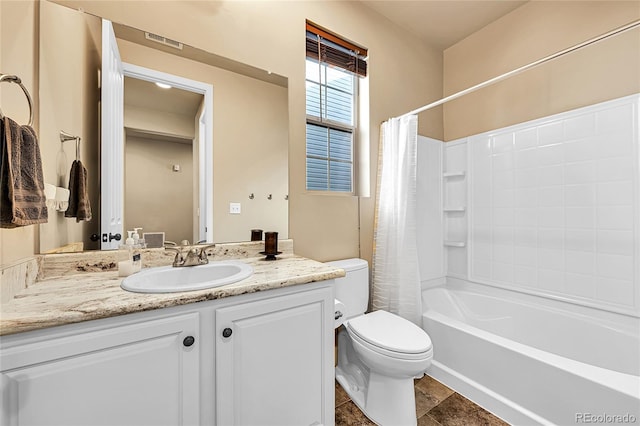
<box><xmin>0</xmin><ymin>313</ymin><xmax>199</xmax><ymax>426</ymax></box>
<box><xmin>216</xmin><ymin>287</ymin><xmax>333</xmax><ymax>426</ymax></box>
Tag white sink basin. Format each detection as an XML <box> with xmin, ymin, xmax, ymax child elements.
<box><xmin>121</xmin><ymin>260</ymin><xmax>253</xmax><ymax>293</ymax></box>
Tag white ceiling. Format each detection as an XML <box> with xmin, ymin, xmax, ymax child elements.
<box><xmin>124</xmin><ymin>77</ymin><xmax>203</xmax><ymax>144</ymax></box>
<box><xmin>359</xmin><ymin>0</ymin><xmax>528</xmax><ymax>50</ymax></box>
<box><xmin>124</xmin><ymin>76</ymin><xmax>203</xmax><ymax>118</ymax></box>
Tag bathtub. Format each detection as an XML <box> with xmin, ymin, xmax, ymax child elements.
<box><xmin>421</xmin><ymin>279</ymin><xmax>640</xmax><ymax>426</ymax></box>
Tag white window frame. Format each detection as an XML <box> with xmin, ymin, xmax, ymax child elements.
<box><xmin>305</xmin><ymin>58</ymin><xmax>358</xmax><ymax>195</ymax></box>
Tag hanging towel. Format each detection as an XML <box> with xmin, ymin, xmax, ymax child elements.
<box><xmin>0</xmin><ymin>116</ymin><xmax>48</xmax><ymax>228</ymax></box>
<box><xmin>64</xmin><ymin>159</ymin><xmax>91</xmax><ymax>222</ymax></box>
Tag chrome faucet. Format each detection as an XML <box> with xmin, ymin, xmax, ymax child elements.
<box><xmin>167</xmin><ymin>244</ymin><xmax>216</xmax><ymax>267</ymax></box>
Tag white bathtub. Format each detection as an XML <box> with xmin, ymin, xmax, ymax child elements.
<box><xmin>422</xmin><ymin>279</ymin><xmax>640</xmax><ymax>426</ymax></box>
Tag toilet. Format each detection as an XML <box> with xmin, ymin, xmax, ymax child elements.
<box><xmin>327</xmin><ymin>258</ymin><xmax>433</xmax><ymax>426</ymax></box>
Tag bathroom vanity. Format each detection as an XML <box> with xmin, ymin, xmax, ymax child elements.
<box><xmin>0</xmin><ymin>246</ymin><xmax>343</xmax><ymax>426</ymax></box>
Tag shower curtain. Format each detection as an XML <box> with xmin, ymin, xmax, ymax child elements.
<box><xmin>372</xmin><ymin>115</ymin><xmax>421</xmax><ymax>325</ymax></box>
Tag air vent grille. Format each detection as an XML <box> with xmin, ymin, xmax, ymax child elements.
<box><xmin>144</xmin><ymin>32</ymin><xmax>183</xmax><ymax>50</ymax></box>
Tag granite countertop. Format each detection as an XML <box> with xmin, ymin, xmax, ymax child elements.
<box><xmin>0</xmin><ymin>254</ymin><xmax>345</xmax><ymax>336</ymax></box>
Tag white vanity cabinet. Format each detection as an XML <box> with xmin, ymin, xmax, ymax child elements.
<box><xmin>216</xmin><ymin>286</ymin><xmax>334</xmax><ymax>426</ymax></box>
<box><xmin>0</xmin><ymin>280</ymin><xmax>335</xmax><ymax>426</ymax></box>
<box><xmin>0</xmin><ymin>312</ymin><xmax>200</xmax><ymax>426</ymax></box>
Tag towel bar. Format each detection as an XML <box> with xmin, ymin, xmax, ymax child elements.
<box><xmin>60</xmin><ymin>130</ymin><xmax>82</xmax><ymax>160</ymax></box>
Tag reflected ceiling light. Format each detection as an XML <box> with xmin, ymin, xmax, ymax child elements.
<box><xmin>155</xmin><ymin>82</ymin><xmax>172</xmax><ymax>89</ymax></box>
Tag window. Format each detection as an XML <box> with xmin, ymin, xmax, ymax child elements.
<box><xmin>305</xmin><ymin>22</ymin><xmax>367</xmax><ymax>193</ymax></box>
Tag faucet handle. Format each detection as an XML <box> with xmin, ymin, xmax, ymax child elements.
<box><xmin>198</xmin><ymin>244</ymin><xmax>216</xmax><ymax>260</ymax></box>
<box><xmin>165</xmin><ymin>247</ymin><xmax>185</xmax><ymax>266</ymax></box>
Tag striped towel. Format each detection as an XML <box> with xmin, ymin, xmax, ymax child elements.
<box><xmin>0</xmin><ymin>116</ymin><xmax>48</xmax><ymax>228</ymax></box>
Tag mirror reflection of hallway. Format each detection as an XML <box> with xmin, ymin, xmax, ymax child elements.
<box><xmin>123</xmin><ymin>76</ymin><xmax>204</xmax><ymax>244</ymax></box>
<box><xmin>124</xmin><ymin>131</ymin><xmax>196</xmax><ymax>245</ymax></box>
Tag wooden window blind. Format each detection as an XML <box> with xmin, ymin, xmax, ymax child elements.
<box><xmin>305</xmin><ymin>22</ymin><xmax>368</xmax><ymax>78</ymax></box>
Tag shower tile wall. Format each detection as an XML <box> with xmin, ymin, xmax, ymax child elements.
<box><xmin>467</xmin><ymin>94</ymin><xmax>639</xmax><ymax>315</ymax></box>
<box><xmin>417</xmin><ymin>136</ymin><xmax>445</xmax><ymax>282</ymax></box>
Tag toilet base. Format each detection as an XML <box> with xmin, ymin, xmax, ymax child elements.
<box><xmin>337</xmin><ymin>367</ymin><xmax>419</xmax><ymax>426</ymax></box>
<box><xmin>336</xmin><ymin>329</ymin><xmax>429</xmax><ymax>426</ymax></box>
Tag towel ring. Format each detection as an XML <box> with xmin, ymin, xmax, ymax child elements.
<box><xmin>0</xmin><ymin>73</ymin><xmax>34</xmax><ymax>126</ymax></box>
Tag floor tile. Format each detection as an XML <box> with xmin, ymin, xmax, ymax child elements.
<box><xmin>335</xmin><ymin>380</ymin><xmax>351</xmax><ymax>407</ymax></box>
<box><xmin>415</xmin><ymin>386</ymin><xmax>441</xmax><ymax>418</ymax></box>
<box><xmin>336</xmin><ymin>375</ymin><xmax>506</xmax><ymax>426</ymax></box>
<box><xmin>418</xmin><ymin>413</ymin><xmax>444</xmax><ymax>426</ymax></box>
<box><xmin>415</xmin><ymin>375</ymin><xmax>455</xmax><ymax>402</ymax></box>
<box><xmin>335</xmin><ymin>400</ymin><xmax>377</xmax><ymax>426</ymax></box>
<box><xmin>427</xmin><ymin>393</ymin><xmax>509</xmax><ymax>426</ymax></box>
<box><xmin>414</xmin><ymin>374</ymin><xmax>456</xmax><ymax>418</ymax></box>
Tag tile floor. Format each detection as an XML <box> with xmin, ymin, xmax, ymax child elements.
<box><xmin>335</xmin><ymin>375</ymin><xmax>510</xmax><ymax>426</ymax></box>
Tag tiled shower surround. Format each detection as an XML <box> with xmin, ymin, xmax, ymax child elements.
<box><xmin>463</xmin><ymin>94</ymin><xmax>639</xmax><ymax>316</ymax></box>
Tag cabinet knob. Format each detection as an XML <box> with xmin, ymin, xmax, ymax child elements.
<box><xmin>222</xmin><ymin>327</ymin><xmax>233</xmax><ymax>338</ymax></box>
<box><xmin>103</xmin><ymin>232</ymin><xmax>122</xmax><ymax>242</ymax></box>
<box><xmin>183</xmin><ymin>336</ymin><xmax>195</xmax><ymax>347</ymax></box>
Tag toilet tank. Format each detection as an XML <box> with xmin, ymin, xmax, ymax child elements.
<box><xmin>325</xmin><ymin>258</ymin><xmax>369</xmax><ymax>320</ymax></box>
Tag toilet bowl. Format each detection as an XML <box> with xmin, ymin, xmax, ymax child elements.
<box><xmin>327</xmin><ymin>259</ymin><xmax>433</xmax><ymax>426</ymax></box>
<box><xmin>346</xmin><ymin>310</ymin><xmax>433</xmax><ymax>375</ymax></box>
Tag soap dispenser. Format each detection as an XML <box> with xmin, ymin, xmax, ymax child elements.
<box><xmin>125</xmin><ymin>230</ymin><xmax>134</xmax><ymax>246</ymax></box>
<box><xmin>132</xmin><ymin>228</ymin><xmax>142</xmax><ymax>244</ymax></box>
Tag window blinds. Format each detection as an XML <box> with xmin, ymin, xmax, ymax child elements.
<box><xmin>305</xmin><ymin>22</ymin><xmax>367</xmax><ymax>77</ymax></box>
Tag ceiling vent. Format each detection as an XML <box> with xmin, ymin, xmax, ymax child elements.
<box><xmin>144</xmin><ymin>32</ymin><xmax>183</xmax><ymax>50</ymax></box>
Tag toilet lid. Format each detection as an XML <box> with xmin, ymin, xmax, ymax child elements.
<box><xmin>346</xmin><ymin>310</ymin><xmax>432</xmax><ymax>354</ymax></box>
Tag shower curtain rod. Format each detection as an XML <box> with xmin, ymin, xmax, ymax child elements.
<box><xmin>395</xmin><ymin>19</ymin><xmax>640</xmax><ymax>120</ymax></box>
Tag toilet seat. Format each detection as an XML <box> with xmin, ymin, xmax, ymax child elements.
<box><xmin>345</xmin><ymin>310</ymin><xmax>433</xmax><ymax>361</ymax></box>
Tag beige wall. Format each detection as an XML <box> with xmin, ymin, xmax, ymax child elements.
<box><xmin>0</xmin><ymin>0</ymin><xmax>39</xmax><ymax>265</ymax></box>
<box><xmin>37</xmin><ymin>0</ymin><xmax>101</xmax><ymax>253</ymax></box>
<box><xmin>443</xmin><ymin>1</ymin><xmax>640</xmax><ymax>141</ymax></box>
<box><xmin>56</xmin><ymin>0</ymin><xmax>444</xmax><ymax>265</ymax></box>
<box><xmin>124</xmin><ymin>136</ymin><xmax>193</xmax><ymax>243</ymax></box>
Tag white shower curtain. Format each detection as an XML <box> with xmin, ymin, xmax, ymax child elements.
<box><xmin>372</xmin><ymin>115</ymin><xmax>421</xmax><ymax>325</ymax></box>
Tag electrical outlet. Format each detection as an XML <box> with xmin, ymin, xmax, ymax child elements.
<box><xmin>229</xmin><ymin>202</ymin><xmax>241</xmax><ymax>214</ymax></box>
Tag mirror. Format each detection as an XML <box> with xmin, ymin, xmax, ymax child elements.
<box><xmin>36</xmin><ymin>0</ymin><xmax>289</xmax><ymax>253</ymax></box>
